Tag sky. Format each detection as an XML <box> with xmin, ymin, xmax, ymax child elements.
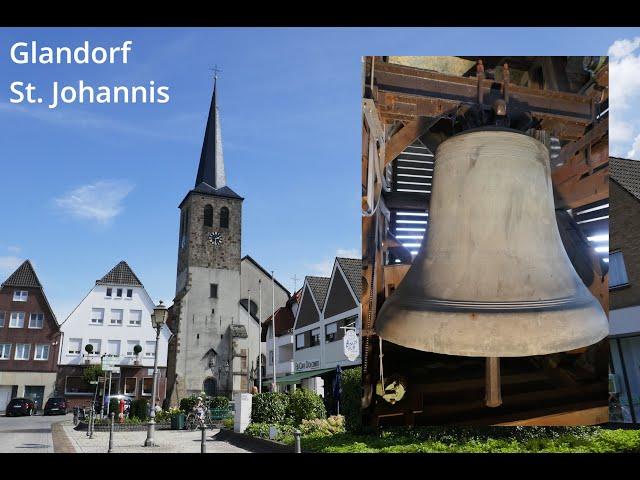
<box><xmin>0</xmin><ymin>27</ymin><xmax>638</xmax><ymax>320</ymax></box>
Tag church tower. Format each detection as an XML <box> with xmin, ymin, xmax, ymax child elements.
<box><xmin>170</xmin><ymin>79</ymin><xmax>244</xmax><ymax>401</ymax></box>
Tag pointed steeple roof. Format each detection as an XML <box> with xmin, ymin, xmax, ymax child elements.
<box><xmin>196</xmin><ymin>78</ymin><xmax>226</xmax><ymax>190</ymax></box>
<box><xmin>96</xmin><ymin>261</ymin><xmax>143</xmax><ymax>287</ymax></box>
<box><xmin>2</xmin><ymin>260</ymin><xmax>42</xmax><ymax>288</ymax></box>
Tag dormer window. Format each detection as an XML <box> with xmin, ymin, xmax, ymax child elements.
<box><xmin>13</xmin><ymin>290</ymin><xmax>28</xmax><ymax>302</ymax></box>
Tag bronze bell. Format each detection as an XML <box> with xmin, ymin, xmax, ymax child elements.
<box><xmin>376</xmin><ymin>129</ymin><xmax>609</xmax><ymax>359</ymax></box>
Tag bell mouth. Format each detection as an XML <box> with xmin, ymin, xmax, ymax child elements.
<box><xmin>375</xmin><ymin>293</ymin><xmax>609</xmax><ymax>358</ymax></box>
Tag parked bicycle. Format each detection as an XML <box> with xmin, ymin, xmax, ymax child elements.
<box><xmin>185</xmin><ymin>409</ymin><xmax>214</xmax><ymax>430</ymax></box>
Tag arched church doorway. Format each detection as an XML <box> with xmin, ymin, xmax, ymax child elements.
<box><xmin>203</xmin><ymin>377</ymin><xmax>218</xmax><ymax>397</ymax></box>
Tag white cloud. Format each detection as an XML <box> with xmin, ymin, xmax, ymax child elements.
<box><xmin>7</xmin><ymin>246</ymin><xmax>21</xmax><ymax>254</ymax></box>
<box><xmin>307</xmin><ymin>248</ymin><xmax>360</xmax><ymax>277</ymax></box>
<box><xmin>609</xmin><ymin>37</ymin><xmax>640</xmax><ymax>58</ymax></box>
<box><xmin>627</xmin><ymin>133</ymin><xmax>640</xmax><ymax>159</ymax></box>
<box><xmin>0</xmin><ymin>255</ymin><xmax>23</xmax><ymax>275</ymax></box>
<box><xmin>54</xmin><ymin>180</ymin><xmax>134</xmax><ymax>225</ymax></box>
<box><xmin>610</xmin><ymin>116</ymin><xmax>634</xmax><ymax>144</ymax></box>
<box><xmin>609</xmin><ymin>38</ymin><xmax>640</xmax><ymax>112</ymax></box>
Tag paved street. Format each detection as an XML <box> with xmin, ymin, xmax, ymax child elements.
<box><xmin>62</xmin><ymin>425</ymin><xmax>252</xmax><ymax>453</ymax></box>
<box><xmin>0</xmin><ymin>412</ymin><xmax>70</xmax><ymax>453</ymax></box>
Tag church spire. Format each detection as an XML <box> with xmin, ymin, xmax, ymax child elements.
<box><xmin>195</xmin><ymin>77</ymin><xmax>226</xmax><ymax>189</ymax></box>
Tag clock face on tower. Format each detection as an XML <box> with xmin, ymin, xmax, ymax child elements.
<box><xmin>208</xmin><ymin>231</ymin><xmax>223</xmax><ymax>247</ymax></box>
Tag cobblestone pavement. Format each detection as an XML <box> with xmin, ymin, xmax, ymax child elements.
<box><xmin>62</xmin><ymin>424</ymin><xmax>251</xmax><ymax>453</ymax></box>
<box><xmin>0</xmin><ymin>413</ymin><xmax>71</xmax><ymax>453</ymax></box>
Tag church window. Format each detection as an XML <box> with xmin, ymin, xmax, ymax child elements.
<box><xmin>204</xmin><ymin>205</ymin><xmax>214</xmax><ymax>227</ymax></box>
<box><xmin>220</xmin><ymin>207</ymin><xmax>229</xmax><ymax>228</ymax></box>
<box><xmin>210</xmin><ymin>284</ymin><xmax>218</xmax><ymax>298</ymax></box>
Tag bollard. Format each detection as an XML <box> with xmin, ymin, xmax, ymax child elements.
<box><xmin>108</xmin><ymin>412</ymin><xmax>115</xmax><ymax>453</ymax></box>
<box><xmin>294</xmin><ymin>430</ymin><xmax>301</xmax><ymax>453</ymax></box>
<box><xmin>200</xmin><ymin>426</ymin><xmax>207</xmax><ymax>453</ymax></box>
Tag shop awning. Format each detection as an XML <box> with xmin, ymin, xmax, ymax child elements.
<box><xmin>262</xmin><ymin>367</ymin><xmax>335</xmax><ymax>385</ymax></box>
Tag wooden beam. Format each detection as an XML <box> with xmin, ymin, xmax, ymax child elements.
<box><xmin>495</xmin><ymin>406</ymin><xmax>608</xmax><ymax>426</ymax></box>
<box><xmin>384</xmin><ymin>117</ymin><xmax>432</xmax><ymax>167</ymax></box>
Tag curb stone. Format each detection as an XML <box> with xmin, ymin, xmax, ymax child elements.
<box><xmin>52</xmin><ymin>421</ymin><xmax>76</xmax><ymax>453</ymax></box>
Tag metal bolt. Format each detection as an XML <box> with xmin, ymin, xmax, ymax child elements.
<box><xmin>108</xmin><ymin>412</ymin><xmax>114</xmax><ymax>453</ymax></box>
<box><xmin>294</xmin><ymin>430</ymin><xmax>301</xmax><ymax>453</ymax></box>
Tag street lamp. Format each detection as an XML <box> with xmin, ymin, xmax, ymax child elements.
<box><xmin>144</xmin><ymin>300</ymin><xmax>167</xmax><ymax>447</ymax></box>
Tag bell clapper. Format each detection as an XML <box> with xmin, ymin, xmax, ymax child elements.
<box><xmin>485</xmin><ymin>357</ymin><xmax>502</xmax><ymax>408</ymax></box>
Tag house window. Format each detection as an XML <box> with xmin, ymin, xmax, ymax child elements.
<box><xmin>0</xmin><ymin>343</ymin><xmax>11</xmax><ymax>360</ymax></box>
<box><xmin>145</xmin><ymin>341</ymin><xmax>156</xmax><ymax>358</ymax></box>
<box><xmin>311</xmin><ymin>328</ymin><xmax>321</xmax><ymax>347</ymax></box>
<box><xmin>128</xmin><ymin>309</ymin><xmax>142</xmax><ymax>326</ymax></box>
<box><xmin>141</xmin><ymin>377</ymin><xmax>153</xmax><ymax>396</ymax></box>
<box><xmin>269</xmin><ymin>350</ymin><xmax>274</xmax><ymax>365</ymax></box>
<box><xmin>65</xmin><ymin>376</ymin><xmax>92</xmax><ymax>395</ymax></box>
<box><xmin>107</xmin><ymin>340</ymin><xmax>121</xmax><ymax>357</ymax></box>
<box><xmin>0</xmin><ymin>311</ymin><xmax>5</xmax><ymax>327</ymax></box>
<box><xmin>91</xmin><ymin>308</ymin><xmax>104</xmax><ymax>325</ymax></box>
<box><xmin>13</xmin><ymin>290</ymin><xmax>28</xmax><ymax>302</ymax></box>
<box><xmin>126</xmin><ymin>289</ymin><xmax>133</xmax><ymax>298</ymax></box>
<box><xmin>28</xmin><ymin>313</ymin><xmax>44</xmax><ymax>329</ymax></box>
<box><xmin>88</xmin><ymin>339</ymin><xmax>101</xmax><ymax>355</ymax></box>
<box><xmin>9</xmin><ymin>312</ymin><xmax>25</xmax><ymax>328</ymax></box>
<box><xmin>610</xmin><ymin>251</ymin><xmax>630</xmax><ymax>288</ymax></box>
<box><xmin>116</xmin><ymin>288</ymin><xmax>123</xmax><ymax>298</ymax></box>
<box><xmin>325</xmin><ymin>315</ymin><xmax>358</xmax><ymax>343</ymax></box>
<box><xmin>220</xmin><ymin>207</ymin><xmax>229</xmax><ymax>228</ymax></box>
<box><xmin>34</xmin><ymin>344</ymin><xmax>50</xmax><ymax>361</ymax></box>
<box><xmin>68</xmin><ymin>338</ymin><xmax>82</xmax><ymax>355</ymax></box>
<box><xmin>124</xmin><ymin>377</ymin><xmax>137</xmax><ymax>395</ymax></box>
<box><xmin>126</xmin><ymin>340</ymin><xmax>140</xmax><ymax>357</ymax></box>
<box><xmin>110</xmin><ymin>309</ymin><xmax>123</xmax><ymax>325</ymax></box>
<box><xmin>204</xmin><ymin>204</ymin><xmax>214</xmax><ymax>227</ymax></box>
<box><xmin>210</xmin><ymin>284</ymin><xmax>218</xmax><ymax>298</ymax></box>
<box><xmin>296</xmin><ymin>333</ymin><xmax>306</xmax><ymax>350</ymax></box>
<box><xmin>106</xmin><ymin>288</ymin><xmax>112</xmax><ymax>297</ymax></box>
<box><xmin>14</xmin><ymin>343</ymin><xmax>31</xmax><ymax>360</ymax></box>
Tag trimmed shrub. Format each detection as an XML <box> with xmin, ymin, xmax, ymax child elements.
<box><xmin>179</xmin><ymin>394</ymin><xmax>201</xmax><ymax>413</ymax></box>
<box><xmin>245</xmin><ymin>422</ymin><xmax>296</xmax><ymax>442</ymax></box>
<box><xmin>222</xmin><ymin>417</ymin><xmax>234</xmax><ymax>430</ymax></box>
<box><xmin>130</xmin><ymin>398</ymin><xmax>149</xmax><ymax>420</ymax></box>
<box><xmin>251</xmin><ymin>392</ymin><xmax>289</xmax><ymax>424</ymax></box>
<box><xmin>108</xmin><ymin>398</ymin><xmax>119</xmax><ymax>416</ymax></box>
<box><xmin>300</xmin><ymin>415</ymin><xmax>345</xmax><ymax>436</ymax></box>
<box><xmin>340</xmin><ymin>367</ymin><xmax>362</xmax><ymax>432</ymax></box>
<box><xmin>287</xmin><ymin>388</ymin><xmax>326</xmax><ymax>425</ymax></box>
<box><xmin>210</xmin><ymin>396</ymin><xmax>229</xmax><ymax>409</ymax></box>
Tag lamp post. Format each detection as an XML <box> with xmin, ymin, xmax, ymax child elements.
<box><xmin>144</xmin><ymin>300</ymin><xmax>167</xmax><ymax>447</ymax></box>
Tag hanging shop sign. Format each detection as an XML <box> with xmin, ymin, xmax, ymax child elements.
<box><xmin>343</xmin><ymin>329</ymin><xmax>360</xmax><ymax>362</ymax></box>
<box><xmin>101</xmin><ymin>355</ymin><xmax>120</xmax><ymax>373</ymax></box>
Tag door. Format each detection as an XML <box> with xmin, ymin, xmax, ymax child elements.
<box><xmin>24</xmin><ymin>386</ymin><xmax>45</xmax><ymax>412</ymax></box>
<box><xmin>0</xmin><ymin>386</ymin><xmax>12</xmax><ymax>412</ymax></box>
<box><xmin>203</xmin><ymin>377</ymin><xmax>217</xmax><ymax>397</ymax></box>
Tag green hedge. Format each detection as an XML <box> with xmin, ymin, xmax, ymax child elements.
<box><xmin>286</xmin><ymin>388</ymin><xmax>326</xmax><ymax>425</ymax></box>
<box><xmin>251</xmin><ymin>392</ymin><xmax>289</xmax><ymax>424</ymax></box>
<box><xmin>210</xmin><ymin>396</ymin><xmax>229</xmax><ymax>409</ymax></box>
<box><xmin>340</xmin><ymin>367</ymin><xmax>362</xmax><ymax>432</ymax></box>
<box><xmin>245</xmin><ymin>422</ymin><xmax>296</xmax><ymax>442</ymax></box>
<box><xmin>130</xmin><ymin>398</ymin><xmax>148</xmax><ymax>421</ymax></box>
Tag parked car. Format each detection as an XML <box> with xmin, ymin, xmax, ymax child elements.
<box><xmin>5</xmin><ymin>398</ymin><xmax>36</xmax><ymax>417</ymax></box>
<box><xmin>44</xmin><ymin>397</ymin><xmax>68</xmax><ymax>415</ymax></box>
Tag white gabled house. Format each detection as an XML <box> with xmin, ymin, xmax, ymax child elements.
<box><xmin>56</xmin><ymin>261</ymin><xmax>171</xmax><ymax>408</ymax></box>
